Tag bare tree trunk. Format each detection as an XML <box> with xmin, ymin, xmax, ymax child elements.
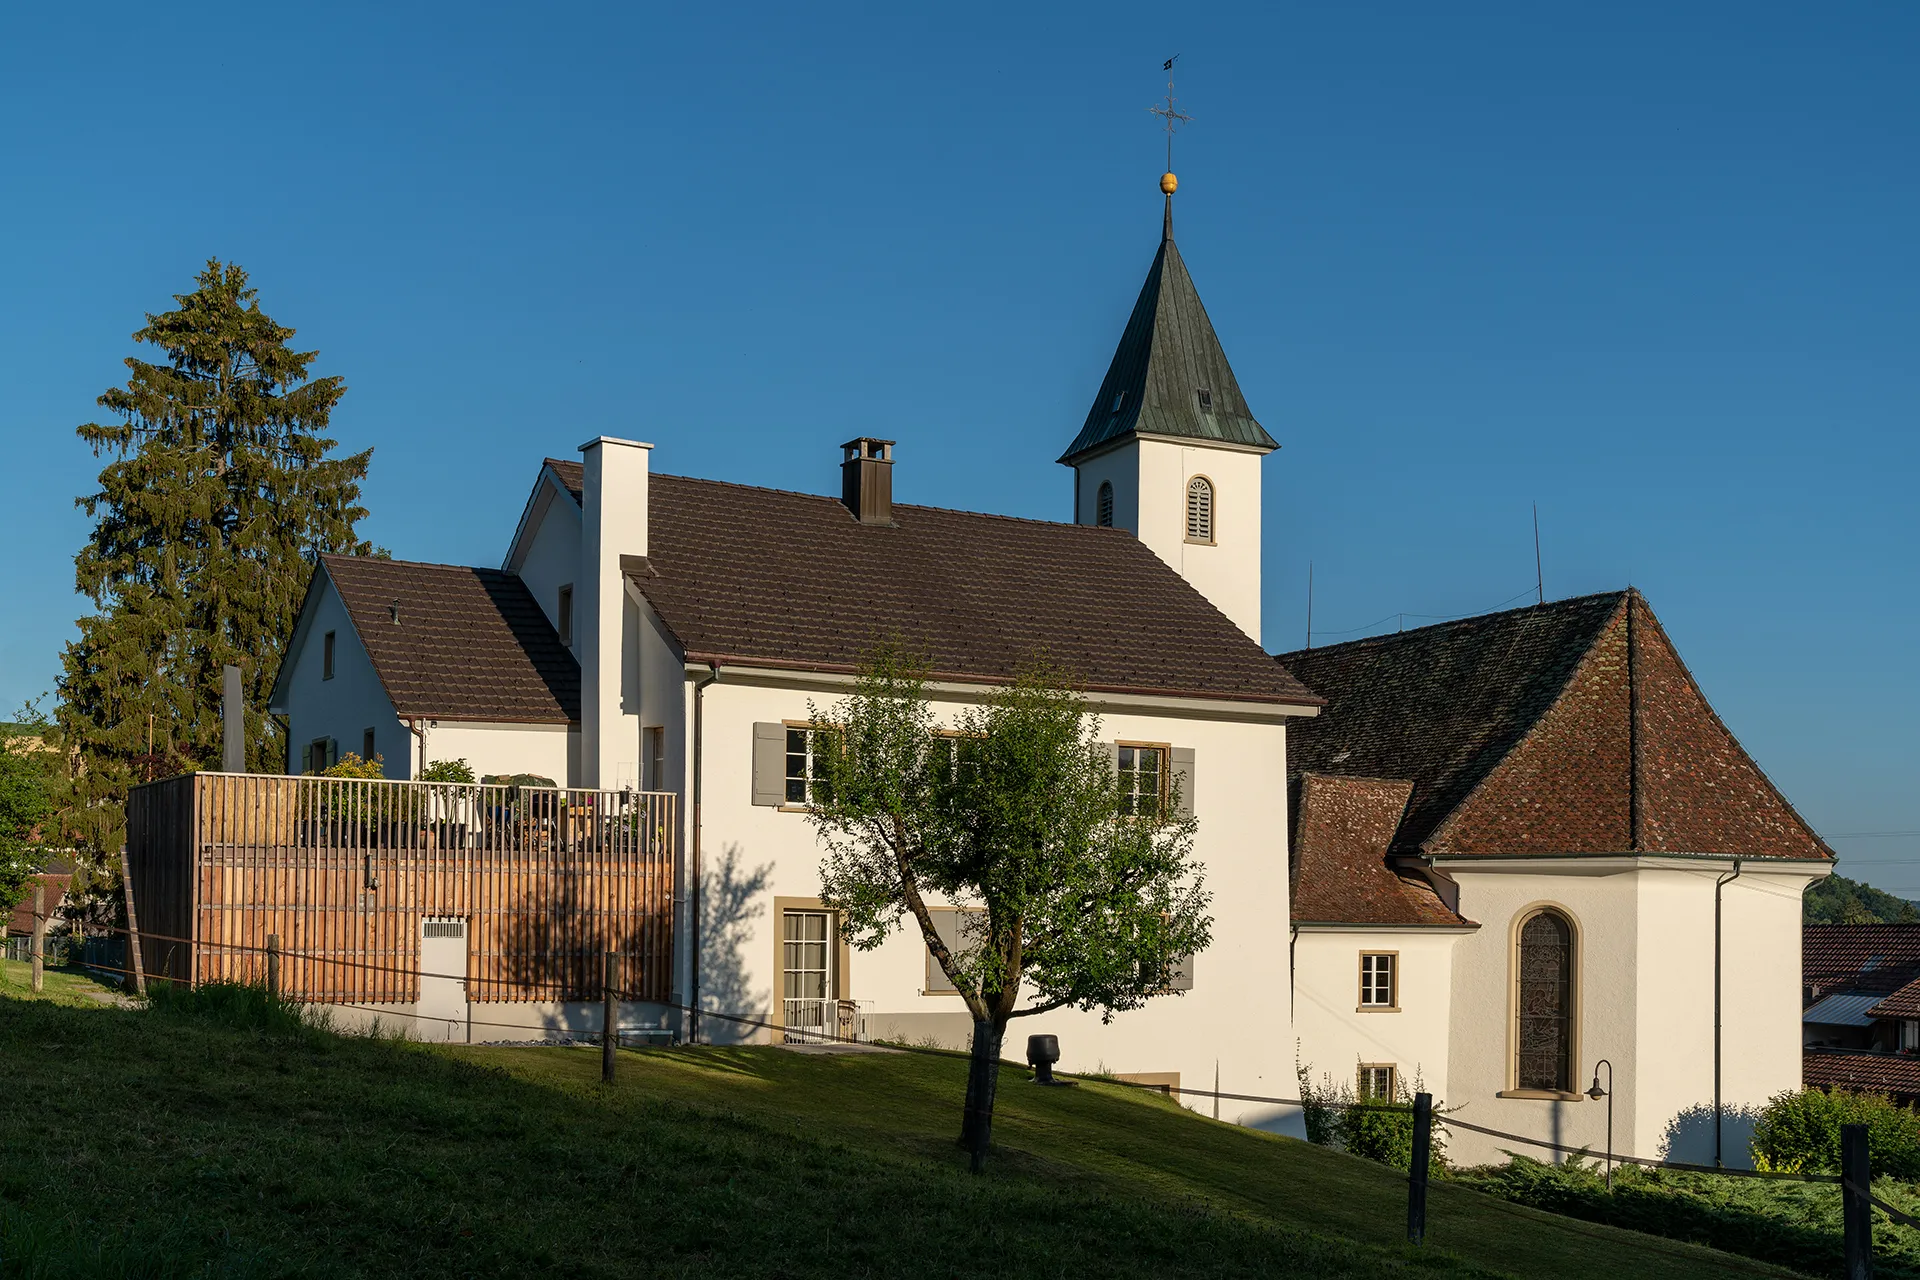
<box><xmin>962</xmin><ymin>1018</ymin><xmax>1004</xmax><ymax>1173</ymax></box>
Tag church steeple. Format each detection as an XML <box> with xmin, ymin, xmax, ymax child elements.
<box><xmin>1061</xmin><ymin>168</ymin><xmax>1275</xmax><ymax>645</ymax></box>
<box><xmin>1057</xmin><ymin>196</ymin><xmax>1277</xmax><ymax>467</ymax></box>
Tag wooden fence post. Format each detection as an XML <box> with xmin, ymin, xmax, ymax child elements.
<box><xmin>30</xmin><ymin>882</ymin><xmax>46</xmax><ymax>994</ymax></box>
<box><xmin>266</xmin><ymin>934</ymin><xmax>281</xmax><ymax>999</ymax></box>
<box><xmin>602</xmin><ymin>951</ymin><xmax>617</xmax><ymax>1084</ymax></box>
<box><xmin>1407</xmin><ymin>1092</ymin><xmax>1433</xmax><ymax>1246</ymax></box>
<box><xmin>1842</xmin><ymin>1122</ymin><xmax>1873</xmax><ymax>1280</ymax></box>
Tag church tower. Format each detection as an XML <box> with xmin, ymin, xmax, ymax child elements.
<box><xmin>1060</xmin><ymin>174</ymin><xmax>1276</xmax><ymax>644</ymax></box>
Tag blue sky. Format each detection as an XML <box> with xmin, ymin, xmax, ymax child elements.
<box><xmin>2</xmin><ymin>3</ymin><xmax>1915</xmax><ymax>890</ymax></box>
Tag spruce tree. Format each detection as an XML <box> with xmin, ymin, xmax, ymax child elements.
<box><xmin>58</xmin><ymin>259</ymin><xmax>374</xmax><ymax>857</ymax></box>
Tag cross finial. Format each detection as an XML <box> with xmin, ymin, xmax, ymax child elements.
<box><xmin>1149</xmin><ymin>55</ymin><xmax>1192</xmax><ymax>239</ymax></box>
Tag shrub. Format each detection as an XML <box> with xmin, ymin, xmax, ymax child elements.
<box><xmin>1751</xmin><ymin>1087</ymin><xmax>1920</xmax><ymax>1180</ymax></box>
<box><xmin>320</xmin><ymin>752</ymin><xmax>386</xmax><ymax>780</ymax></box>
<box><xmin>1296</xmin><ymin>1063</ymin><xmax>1446</xmax><ymax>1175</ymax></box>
<box><xmin>419</xmin><ymin>758</ymin><xmax>475</xmax><ymax>783</ymax></box>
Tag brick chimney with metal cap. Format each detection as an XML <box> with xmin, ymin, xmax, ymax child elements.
<box><xmin>840</xmin><ymin>438</ymin><xmax>895</xmax><ymax>526</ymax></box>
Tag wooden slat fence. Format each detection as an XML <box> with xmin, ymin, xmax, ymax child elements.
<box><xmin>125</xmin><ymin>773</ymin><xmax>676</xmax><ymax>1004</ymax></box>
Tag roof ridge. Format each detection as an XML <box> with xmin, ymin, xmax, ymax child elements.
<box><xmin>647</xmin><ymin>470</ymin><xmax>1138</xmax><ymax>537</ymax></box>
<box><xmin>324</xmin><ymin>553</ymin><xmax>505</xmax><ymax>576</ymax></box>
<box><xmin>1274</xmin><ymin>590</ymin><xmax>1631</xmax><ymax>660</ymax></box>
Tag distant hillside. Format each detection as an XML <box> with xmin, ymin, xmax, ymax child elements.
<box><xmin>1806</xmin><ymin>871</ymin><xmax>1920</xmax><ymax>924</ymax></box>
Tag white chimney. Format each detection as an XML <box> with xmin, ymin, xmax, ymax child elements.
<box><xmin>578</xmin><ymin>436</ymin><xmax>651</xmax><ymax>789</ymax></box>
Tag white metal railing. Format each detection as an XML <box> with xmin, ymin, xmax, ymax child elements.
<box><xmin>781</xmin><ymin>998</ymin><xmax>873</xmax><ymax>1045</ymax></box>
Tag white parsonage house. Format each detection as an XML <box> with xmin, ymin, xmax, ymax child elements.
<box><xmin>271</xmin><ymin>188</ymin><xmax>1832</xmax><ymax>1162</ymax></box>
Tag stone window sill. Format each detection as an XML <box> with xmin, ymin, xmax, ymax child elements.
<box><xmin>1496</xmin><ymin>1089</ymin><xmax>1586</xmax><ymax>1102</ymax></box>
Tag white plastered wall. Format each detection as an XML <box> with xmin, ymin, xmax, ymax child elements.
<box><xmin>411</xmin><ymin>720</ymin><xmax>574</xmax><ymax>785</ymax></box>
<box><xmin>672</xmin><ymin>675</ymin><xmax>1299</xmax><ymax>1126</ymax></box>
<box><xmin>1072</xmin><ymin>437</ymin><xmax>1265</xmax><ymax>644</ymax></box>
<box><xmin>280</xmin><ymin>578</ymin><xmax>409</xmax><ymax>778</ymax></box>
<box><xmin>513</xmin><ymin>483</ymin><xmax>583</xmax><ymax>654</ymax></box>
<box><xmin>1292</xmin><ymin>929</ymin><xmax>1465</xmax><ymax>1107</ymax></box>
<box><xmin>1442</xmin><ymin>860</ymin><xmax>1819</xmax><ymax>1167</ymax></box>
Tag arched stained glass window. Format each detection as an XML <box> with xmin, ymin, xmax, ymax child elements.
<box><xmin>1516</xmin><ymin>910</ymin><xmax>1574</xmax><ymax>1092</ymax></box>
<box><xmin>1185</xmin><ymin>476</ymin><xmax>1214</xmax><ymax>543</ymax></box>
<box><xmin>1096</xmin><ymin>481</ymin><xmax>1114</xmax><ymax>527</ymax></box>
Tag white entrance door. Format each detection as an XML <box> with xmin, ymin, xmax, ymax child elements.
<box><xmin>418</xmin><ymin>917</ymin><xmax>469</xmax><ymax>1043</ymax></box>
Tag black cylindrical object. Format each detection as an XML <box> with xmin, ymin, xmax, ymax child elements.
<box><xmin>1027</xmin><ymin>1034</ymin><xmax>1060</xmax><ymax>1085</ymax></box>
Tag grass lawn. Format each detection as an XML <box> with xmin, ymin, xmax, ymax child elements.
<box><xmin>0</xmin><ymin>957</ymin><xmax>127</xmax><ymax>1007</ymax></box>
<box><xmin>0</xmin><ymin>983</ymin><xmax>1805</xmax><ymax>1279</ymax></box>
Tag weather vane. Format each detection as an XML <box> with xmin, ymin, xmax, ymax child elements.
<box><xmin>1149</xmin><ymin>55</ymin><xmax>1192</xmax><ymax>177</ymax></box>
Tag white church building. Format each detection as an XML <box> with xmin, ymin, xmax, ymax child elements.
<box><xmin>271</xmin><ymin>182</ymin><xmax>1831</xmax><ymax>1164</ymax></box>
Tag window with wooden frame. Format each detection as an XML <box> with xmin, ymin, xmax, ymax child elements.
<box><xmin>644</xmin><ymin>725</ymin><xmax>666</xmax><ymax>791</ymax></box>
<box><xmin>1359</xmin><ymin>952</ymin><xmax>1398</xmax><ymax>1010</ymax></box>
<box><xmin>1185</xmin><ymin>476</ymin><xmax>1215</xmax><ymax>544</ymax></box>
<box><xmin>1117</xmin><ymin>744</ymin><xmax>1169</xmax><ymax>818</ymax></box>
<box><xmin>322</xmin><ymin>630</ymin><xmax>336</xmax><ymax>680</ymax></box>
<box><xmin>784</xmin><ymin>725</ymin><xmax>826</xmax><ymax>805</ymax></box>
<box><xmin>1358</xmin><ymin>1063</ymin><xmax>1397</xmax><ymax>1100</ymax></box>
<box><xmin>930</xmin><ymin>730</ymin><xmax>983</xmax><ymax>784</ymax></box>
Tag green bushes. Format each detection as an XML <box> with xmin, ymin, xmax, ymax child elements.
<box><xmin>1751</xmin><ymin>1087</ymin><xmax>1920</xmax><ymax>1179</ymax></box>
<box><xmin>1295</xmin><ymin>1064</ymin><xmax>1446</xmax><ymax>1175</ymax></box>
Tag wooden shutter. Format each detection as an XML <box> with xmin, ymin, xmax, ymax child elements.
<box><xmin>751</xmin><ymin>723</ymin><xmax>785</xmax><ymax>806</ymax></box>
<box><xmin>1168</xmin><ymin>953</ymin><xmax>1194</xmax><ymax>991</ymax></box>
<box><xmin>1171</xmin><ymin>746</ymin><xmax>1196</xmax><ymax>820</ymax></box>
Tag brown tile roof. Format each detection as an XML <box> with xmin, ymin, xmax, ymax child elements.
<box><xmin>1868</xmin><ymin>978</ymin><xmax>1920</xmax><ymax>1020</ymax></box>
<box><xmin>1290</xmin><ymin>774</ymin><xmax>1470</xmax><ymax>927</ymax></box>
<box><xmin>320</xmin><ymin>555</ymin><xmax>579</xmax><ymax>723</ymax></box>
<box><xmin>1804</xmin><ymin>1049</ymin><xmax>1920</xmax><ymax>1098</ymax></box>
<box><xmin>548</xmin><ymin>461</ymin><xmax>1319</xmax><ymax>706</ymax></box>
<box><xmin>1276</xmin><ymin>592</ymin><xmax>1832</xmax><ymax>860</ymax></box>
<box><xmin>1805</xmin><ymin>925</ymin><xmax>1920</xmax><ymax>1000</ymax></box>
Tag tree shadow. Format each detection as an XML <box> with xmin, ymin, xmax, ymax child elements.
<box><xmin>699</xmin><ymin>843</ymin><xmax>771</xmax><ymax>1046</ymax></box>
<box><xmin>1661</xmin><ymin>1102</ymin><xmax>1763</xmax><ymax>1169</ymax></box>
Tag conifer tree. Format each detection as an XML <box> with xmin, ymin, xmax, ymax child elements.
<box><xmin>57</xmin><ymin>259</ymin><xmax>374</xmax><ymax>857</ymax></box>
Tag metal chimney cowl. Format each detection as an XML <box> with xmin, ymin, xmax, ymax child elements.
<box><xmin>840</xmin><ymin>438</ymin><xmax>895</xmax><ymax>526</ymax></box>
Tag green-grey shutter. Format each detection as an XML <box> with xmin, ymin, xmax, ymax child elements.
<box><xmin>326</xmin><ymin>738</ymin><xmax>339</xmax><ymax>768</ymax></box>
<box><xmin>300</xmin><ymin>743</ymin><xmax>312</xmax><ymax>775</ymax></box>
<box><xmin>1168</xmin><ymin>953</ymin><xmax>1194</xmax><ymax>991</ymax></box>
<box><xmin>1171</xmin><ymin>746</ymin><xmax>1195</xmax><ymax>820</ymax></box>
<box><xmin>751</xmin><ymin>723</ymin><xmax>785</xmax><ymax>806</ymax></box>
<box><xmin>1104</xmin><ymin>741</ymin><xmax>1121</xmax><ymax>780</ymax></box>
<box><xmin>926</xmin><ymin>909</ymin><xmax>960</xmax><ymax>993</ymax></box>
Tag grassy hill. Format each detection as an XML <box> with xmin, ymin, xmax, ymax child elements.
<box><xmin>0</xmin><ymin>971</ymin><xmax>1804</xmax><ymax>1279</ymax></box>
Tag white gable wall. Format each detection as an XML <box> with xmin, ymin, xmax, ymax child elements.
<box><xmin>678</xmin><ymin>672</ymin><xmax>1300</xmax><ymax>1126</ymax></box>
<box><xmin>514</xmin><ymin>486</ymin><xmax>583</xmax><ymax>655</ymax></box>
<box><xmin>280</xmin><ymin>578</ymin><xmax>410</xmax><ymax>778</ymax></box>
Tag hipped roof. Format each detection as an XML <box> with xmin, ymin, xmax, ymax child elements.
<box><xmin>1276</xmin><ymin>591</ymin><xmax>1833</xmax><ymax>861</ymax></box>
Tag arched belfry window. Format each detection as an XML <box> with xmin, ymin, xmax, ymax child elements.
<box><xmin>1185</xmin><ymin>476</ymin><xmax>1215</xmax><ymax>543</ymax></box>
<box><xmin>1096</xmin><ymin>481</ymin><xmax>1114</xmax><ymax>528</ymax></box>
<box><xmin>1515</xmin><ymin>910</ymin><xmax>1575</xmax><ymax>1092</ymax></box>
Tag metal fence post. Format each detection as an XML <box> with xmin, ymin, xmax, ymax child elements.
<box><xmin>1407</xmin><ymin>1091</ymin><xmax>1432</xmax><ymax>1246</ymax></box>
<box><xmin>602</xmin><ymin>951</ymin><xmax>617</xmax><ymax>1084</ymax></box>
<box><xmin>1843</xmin><ymin>1122</ymin><xmax>1873</xmax><ymax>1280</ymax></box>
<box><xmin>266</xmin><ymin>934</ymin><xmax>280</xmax><ymax>999</ymax></box>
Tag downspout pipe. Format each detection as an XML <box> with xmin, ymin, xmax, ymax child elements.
<box><xmin>1714</xmin><ymin>858</ymin><xmax>1744</xmax><ymax>1168</ymax></box>
<box><xmin>688</xmin><ymin>664</ymin><xmax>719</xmax><ymax>1043</ymax></box>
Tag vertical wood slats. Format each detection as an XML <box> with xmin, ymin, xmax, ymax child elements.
<box><xmin>123</xmin><ymin>774</ymin><xmax>675</xmax><ymax>1004</ymax></box>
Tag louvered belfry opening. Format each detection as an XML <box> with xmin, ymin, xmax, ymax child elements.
<box><xmin>840</xmin><ymin>437</ymin><xmax>895</xmax><ymax>526</ymax></box>
<box><xmin>1185</xmin><ymin>476</ymin><xmax>1214</xmax><ymax>543</ymax></box>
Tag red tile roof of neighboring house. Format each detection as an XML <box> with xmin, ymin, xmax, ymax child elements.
<box><xmin>1290</xmin><ymin>774</ymin><xmax>1471</xmax><ymax>928</ymax></box>
<box><xmin>546</xmin><ymin>461</ymin><xmax>1322</xmax><ymax>707</ymax></box>
<box><xmin>6</xmin><ymin>873</ymin><xmax>69</xmax><ymax>935</ymax></box>
<box><xmin>1804</xmin><ymin>1050</ymin><xmax>1920</xmax><ymax>1098</ymax></box>
<box><xmin>1804</xmin><ymin>925</ymin><xmax>1920</xmax><ymax>1001</ymax></box>
<box><xmin>314</xmin><ymin>556</ymin><xmax>581</xmax><ymax>724</ymax></box>
<box><xmin>1276</xmin><ymin>592</ymin><xmax>1833</xmax><ymax>861</ymax></box>
<box><xmin>1868</xmin><ymin>979</ymin><xmax>1920</xmax><ymax>1020</ymax></box>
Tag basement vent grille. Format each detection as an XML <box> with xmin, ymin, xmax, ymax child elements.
<box><xmin>423</xmin><ymin>920</ymin><xmax>465</xmax><ymax>939</ymax></box>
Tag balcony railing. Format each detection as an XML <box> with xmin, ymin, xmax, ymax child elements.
<box><xmin>781</xmin><ymin>998</ymin><xmax>873</xmax><ymax>1045</ymax></box>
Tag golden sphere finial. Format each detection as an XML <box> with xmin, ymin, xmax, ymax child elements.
<box><xmin>1160</xmin><ymin>172</ymin><xmax>1178</xmax><ymax>195</ymax></box>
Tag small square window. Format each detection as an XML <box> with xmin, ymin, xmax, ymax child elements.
<box><xmin>1110</xmin><ymin>390</ymin><xmax>1127</xmax><ymax>414</ymax></box>
<box><xmin>362</xmin><ymin>728</ymin><xmax>376</xmax><ymax>761</ymax></box>
<box><xmin>323</xmin><ymin>631</ymin><xmax>336</xmax><ymax>680</ymax></box>
<box><xmin>1360</xmin><ymin>952</ymin><xmax>1397</xmax><ymax>1008</ymax></box>
<box><xmin>1196</xmin><ymin>388</ymin><xmax>1213</xmax><ymax>412</ymax></box>
<box><xmin>1358</xmin><ymin>1064</ymin><xmax>1397</xmax><ymax>1100</ymax></box>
